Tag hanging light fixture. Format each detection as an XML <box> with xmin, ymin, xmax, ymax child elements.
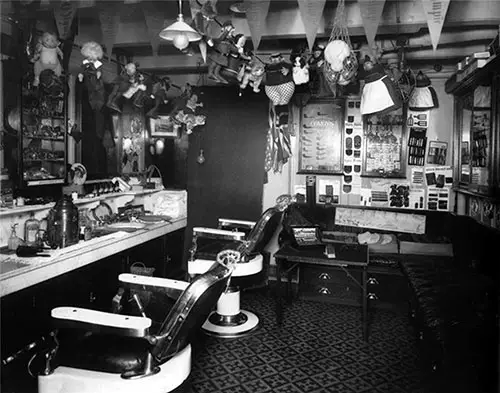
<box><xmin>408</xmin><ymin>71</ymin><xmax>439</xmax><ymax>111</ymax></box>
<box><xmin>159</xmin><ymin>0</ymin><xmax>202</xmax><ymax>50</ymax></box>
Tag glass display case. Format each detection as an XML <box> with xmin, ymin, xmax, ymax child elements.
<box><xmin>19</xmin><ymin>72</ymin><xmax>67</xmax><ymax>187</ymax></box>
<box><xmin>448</xmin><ymin>54</ymin><xmax>499</xmax><ymax>226</ymax></box>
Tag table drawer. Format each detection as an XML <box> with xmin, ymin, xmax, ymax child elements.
<box><xmin>366</xmin><ymin>271</ymin><xmax>409</xmax><ymax>305</ymax></box>
<box><xmin>301</xmin><ymin>282</ymin><xmax>362</xmax><ymax>305</ymax></box>
<box><xmin>301</xmin><ymin>265</ymin><xmax>362</xmax><ymax>285</ymax></box>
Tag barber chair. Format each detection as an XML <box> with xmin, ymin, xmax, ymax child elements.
<box><xmin>37</xmin><ymin>250</ymin><xmax>241</xmax><ymax>393</ymax></box>
<box><xmin>189</xmin><ymin>195</ymin><xmax>291</xmax><ymax>338</ymax></box>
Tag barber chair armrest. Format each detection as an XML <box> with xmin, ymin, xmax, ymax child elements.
<box><xmin>51</xmin><ymin>307</ymin><xmax>152</xmax><ymax>337</ymax></box>
<box><xmin>193</xmin><ymin>227</ymin><xmax>246</xmax><ymax>241</ymax></box>
<box><xmin>119</xmin><ymin>273</ymin><xmax>189</xmax><ymax>299</ymax></box>
<box><xmin>218</xmin><ymin>218</ymin><xmax>256</xmax><ymax>231</ymax></box>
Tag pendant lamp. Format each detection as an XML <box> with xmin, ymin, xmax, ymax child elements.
<box><xmin>408</xmin><ymin>71</ymin><xmax>439</xmax><ymax>111</ymax></box>
<box><xmin>159</xmin><ymin>0</ymin><xmax>202</xmax><ymax>50</ymax></box>
<box><xmin>360</xmin><ymin>56</ymin><xmax>402</xmax><ymax>116</ymax></box>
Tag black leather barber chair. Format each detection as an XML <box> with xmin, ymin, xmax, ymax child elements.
<box><xmin>188</xmin><ymin>195</ymin><xmax>291</xmax><ymax>338</ymax></box>
<box><xmin>37</xmin><ymin>250</ymin><xmax>241</xmax><ymax>393</ymax></box>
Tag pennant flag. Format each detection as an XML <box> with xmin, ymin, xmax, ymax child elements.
<box><xmin>97</xmin><ymin>2</ymin><xmax>120</xmax><ymax>62</ymax></box>
<box><xmin>141</xmin><ymin>1</ymin><xmax>165</xmax><ymax>58</ymax></box>
<box><xmin>358</xmin><ymin>0</ymin><xmax>386</xmax><ymax>57</ymax></box>
<box><xmin>420</xmin><ymin>0</ymin><xmax>451</xmax><ymax>51</ymax></box>
<box><xmin>53</xmin><ymin>0</ymin><xmax>78</xmax><ymax>40</ymax></box>
<box><xmin>244</xmin><ymin>0</ymin><xmax>271</xmax><ymax>51</ymax></box>
<box><xmin>77</xmin><ymin>0</ymin><xmax>95</xmax><ymax>7</ymax></box>
<box><xmin>297</xmin><ymin>0</ymin><xmax>326</xmax><ymax>52</ymax></box>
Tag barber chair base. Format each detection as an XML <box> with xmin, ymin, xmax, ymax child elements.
<box><xmin>202</xmin><ymin>310</ymin><xmax>260</xmax><ymax>338</ymax></box>
<box><xmin>38</xmin><ymin>344</ymin><xmax>191</xmax><ymax>393</ymax></box>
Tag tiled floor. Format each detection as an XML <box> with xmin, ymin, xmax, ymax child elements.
<box><xmin>3</xmin><ymin>288</ymin><xmax>442</xmax><ymax>393</ymax></box>
<box><xmin>189</xmin><ymin>288</ymin><xmax>438</xmax><ymax>393</ymax></box>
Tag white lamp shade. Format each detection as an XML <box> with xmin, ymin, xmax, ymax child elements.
<box><xmin>159</xmin><ymin>16</ymin><xmax>202</xmax><ymax>42</ymax></box>
<box><xmin>361</xmin><ymin>75</ymin><xmax>402</xmax><ymax>116</ymax></box>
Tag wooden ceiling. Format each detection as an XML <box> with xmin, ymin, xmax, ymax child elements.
<box><xmin>2</xmin><ymin>0</ymin><xmax>499</xmax><ymax>76</ymax></box>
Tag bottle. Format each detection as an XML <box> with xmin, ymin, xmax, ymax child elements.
<box><xmin>8</xmin><ymin>224</ymin><xmax>23</xmax><ymax>251</ymax></box>
<box><xmin>24</xmin><ymin>213</ymin><xmax>40</xmax><ymax>246</ymax></box>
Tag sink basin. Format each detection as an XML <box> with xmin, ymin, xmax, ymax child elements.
<box><xmin>0</xmin><ymin>261</ymin><xmax>30</xmax><ymax>274</ymax></box>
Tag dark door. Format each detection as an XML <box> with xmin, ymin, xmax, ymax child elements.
<box><xmin>185</xmin><ymin>86</ymin><xmax>269</xmax><ymax>261</ymax></box>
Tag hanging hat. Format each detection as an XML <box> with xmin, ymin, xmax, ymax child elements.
<box><xmin>408</xmin><ymin>71</ymin><xmax>438</xmax><ymax>111</ymax></box>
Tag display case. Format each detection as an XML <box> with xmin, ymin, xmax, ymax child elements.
<box><xmin>448</xmin><ymin>54</ymin><xmax>500</xmax><ymax>226</ymax></box>
<box><xmin>19</xmin><ymin>72</ymin><xmax>68</xmax><ymax>187</ymax></box>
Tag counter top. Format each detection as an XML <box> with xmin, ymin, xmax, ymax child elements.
<box><xmin>0</xmin><ymin>216</ymin><xmax>187</xmax><ymax>297</ymax></box>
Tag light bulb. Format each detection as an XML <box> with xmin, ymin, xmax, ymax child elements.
<box><xmin>155</xmin><ymin>139</ymin><xmax>165</xmax><ymax>155</ymax></box>
<box><xmin>173</xmin><ymin>34</ymin><xmax>189</xmax><ymax>50</ymax></box>
<box><xmin>197</xmin><ymin>149</ymin><xmax>205</xmax><ymax>164</ymax></box>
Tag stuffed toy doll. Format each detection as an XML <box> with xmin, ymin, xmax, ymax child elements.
<box><xmin>146</xmin><ymin>76</ymin><xmax>172</xmax><ymax>118</ymax></box>
<box><xmin>264</xmin><ymin>53</ymin><xmax>295</xmax><ymax>106</ymax></box>
<box><xmin>226</xmin><ymin>34</ymin><xmax>252</xmax><ymax>77</ymax></box>
<box><xmin>107</xmin><ymin>63</ymin><xmax>147</xmax><ymax>112</ymax></box>
<box><xmin>307</xmin><ymin>43</ymin><xmax>331</xmax><ymax>97</ymax></box>
<box><xmin>292</xmin><ymin>54</ymin><xmax>309</xmax><ymax>85</ymax></box>
<box><xmin>206</xmin><ymin>21</ymin><xmax>235</xmax><ymax>84</ymax></box>
<box><xmin>360</xmin><ymin>56</ymin><xmax>402</xmax><ymax>116</ymax></box>
<box><xmin>32</xmin><ymin>32</ymin><xmax>63</xmax><ymax>87</ymax></box>
<box><xmin>78</xmin><ymin>41</ymin><xmax>105</xmax><ymax>111</ymax></box>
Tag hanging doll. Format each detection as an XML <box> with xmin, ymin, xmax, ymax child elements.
<box><xmin>226</xmin><ymin>33</ymin><xmax>252</xmax><ymax>79</ymax></box>
<box><xmin>264</xmin><ymin>53</ymin><xmax>295</xmax><ymax>106</ymax></box>
<box><xmin>360</xmin><ymin>56</ymin><xmax>402</xmax><ymax>116</ymax></box>
<box><xmin>307</xmin><ymin>43</ymin><xmax>331</xmax><ymax>97</ymax></box>
<box><xmin>206</xmin><ymin>21</ymin><xmax>235</xmax><ymax>84</ymax></box>
<box><xmin>107</xmin><ymin>63</ymin><xmax>147</xmax><ymax>113</ymax></box>
<box><xmin>78</xmin><ymin>41</ymin><xmax>105</xmax><ymax>111</ymax></box>
<box><xmin>146</xmin><ymin>76</ymin><xmax>172</xmax><ymax>118</ymax></box>
<box><xmin>291</xmin><ymin>53</ymin><xmax>309</xmax><ymax>85</ymax></box>
<box><xmin>31</xmin><ymin>31</ymin><xmax>63</xmax><ymax>87</ymax></box>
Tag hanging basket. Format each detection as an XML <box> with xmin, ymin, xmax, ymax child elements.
<box><xmin>322</xmin><ymin>0</ymin><xmax>358</xmax><ymax>94</ymax></box>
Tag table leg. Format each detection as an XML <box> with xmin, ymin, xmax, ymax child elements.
<box><xmin>362</xmin><ymin>266</ymin><xmax>368</xmax><ymax>341</ymax></box>
<box><xmin>275</xmin><ymin>258</ymin><xmax>283</xmax><ymax>326</ymax></box>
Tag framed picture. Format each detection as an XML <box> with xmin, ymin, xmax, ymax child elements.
<box><xmin>149</xmin><ymin>116</ymin><xmax>179</xmax><ymax>138</ymax></box>
<box><xmin>362</xmin><ymin>108</ymin><xmax>407</xmax><ymax>178</ymax></box>
<box><xmin>298</xmin><ymin>98</ymin><xmax>344</xmax><ymax>174</ymax></box>
<box><xmin>427</xmin><ymin>141</ymin><xmax>448</xmax><ymax>165</ymax></box>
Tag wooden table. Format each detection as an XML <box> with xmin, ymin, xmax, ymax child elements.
<box><xmin>274</xmin><ymin>242</ymin><xmax>370</xmax><ymax>341</ymax></box>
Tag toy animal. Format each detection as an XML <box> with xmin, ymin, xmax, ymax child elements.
<box><xmin>32</xmin><ymin>32</ymin><xmax>63</xmax><ymax>87</ymax></box>
<box><xmin>237</xmin><ymin>60</ymin><xmax>265</xmax><ymax>93</ymax></box>
<box><xmin>174</xmin><ymin>110</ymin><xmax>206</xmax><ymax>134</ymax></box>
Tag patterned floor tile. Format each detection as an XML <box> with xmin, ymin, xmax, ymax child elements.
<box><xmin>188</xmin><ymin>289</ymin><xmax>437</xmax><ymax>393</ymax></box>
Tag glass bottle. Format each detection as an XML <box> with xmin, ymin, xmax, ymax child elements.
<box><xmin>8</xmin><ymin>224</ymin><xmax>23</xmax><ymax>251</ymax></box>
<box><xmin>24</xmin><ymin>213</ymin><xmax>40</xmax><ymax>246</ymax></box>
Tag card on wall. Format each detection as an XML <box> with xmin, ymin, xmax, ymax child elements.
<box><xmin>427</xmin><ymin>187</ymin><xmax>450</xmax><ymax>211</ymax></box>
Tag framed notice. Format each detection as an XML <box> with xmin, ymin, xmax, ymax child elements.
<box><xmin>298</xmin><ymin>98</ymin><xmax>344</xmax><ymax>174</ymax></box>
<box><xmin>362</xmin><ymin>108</ymin><xmax>407</xmax><ymax>178</ymax></box>
<box><xmin>149</xmin><ymin>115</ymin><xmax>179</xmax><ymax>138</ymax></box>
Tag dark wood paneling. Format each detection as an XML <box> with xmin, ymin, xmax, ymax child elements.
<box><xmin>185</xmin><ymin>86</ymin><xmax>269</xmax><ymax>263</ymax></box>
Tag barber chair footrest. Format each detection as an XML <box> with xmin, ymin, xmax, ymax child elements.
<box><xmin>202</xmin><ymin>310</ymin><xmax>260</xmax><ymax>338</ymax></box>
<box><xmin>38</xmin><ymin>344</ymin><xmax>191</xmax><ymax>393</ymax></box>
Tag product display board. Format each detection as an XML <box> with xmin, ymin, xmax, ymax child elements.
<box><xmin>298</xmin><ymin>98</ymin><xmax>344</xmax><ymax>174</ymax></box>
<box><xmin>20</xmin><ymin>75</ymin><xmax>68</xmax><ymax>186</ymax></box>
<box><xmin>362</xmin><ymin>108</ymin><xmax>406</xmax><ymax>178</ymax></box>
